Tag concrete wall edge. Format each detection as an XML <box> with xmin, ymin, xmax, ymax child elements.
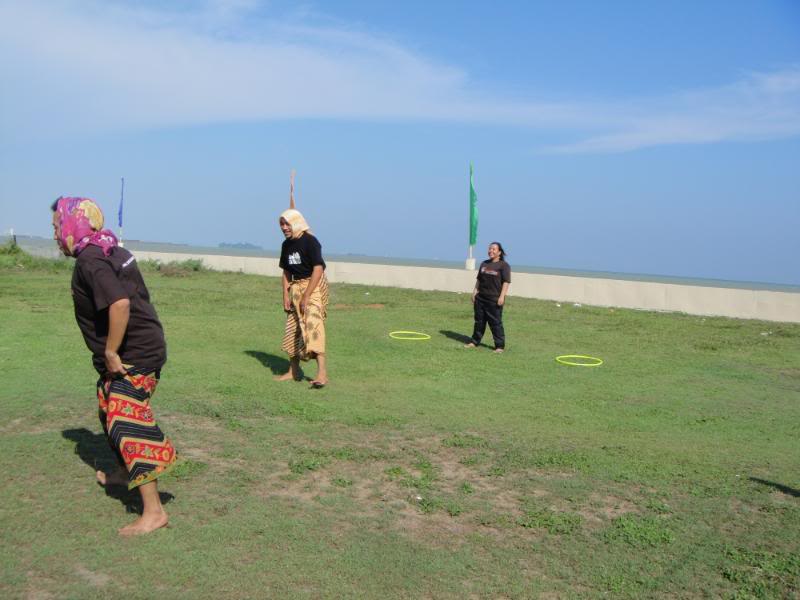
<box><xmin>131</xmin><ymin>250</ymin><xmax>800</xmax><ymax>324</ymax></box>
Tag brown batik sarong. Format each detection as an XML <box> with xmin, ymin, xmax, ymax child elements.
<box><xmin>281</xmin><ymin>275</ymin><xmax>329</xmax><ymax>360</ymax></box>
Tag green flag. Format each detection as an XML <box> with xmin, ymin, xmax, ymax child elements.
<box><xmin>469</xmin><ymin>162</ymin><xmax>478</xmax><ymax>246</ymax></box>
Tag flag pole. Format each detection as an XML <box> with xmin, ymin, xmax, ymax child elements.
<box><xmin>289</xmin><ymin>169</ymin><xmax>296</xmax><ymax>209</ymax></box>
<box><xmin>118</xmin><ymin>177</ymin><xmax>125</xmax><ymax>247</ymax></box>
<box><xmin>466</xmin><ymin>162</ymin><xmax>478</xmax><ymax>270</ymax></box>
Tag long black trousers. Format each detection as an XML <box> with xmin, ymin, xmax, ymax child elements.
<box><xmin>470</xmin><ymin>296</ymin><xmax>505</xmax><ymax>349</ymax></box>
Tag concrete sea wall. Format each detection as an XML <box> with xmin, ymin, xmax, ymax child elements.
<box><xmin>132</xmin><ymin>250</ymin><xmax>800</xmax><ymax>323</ymax></box>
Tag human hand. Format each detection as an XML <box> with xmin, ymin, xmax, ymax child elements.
<box><xmin>471</xmin><ymin>292</ymin><xmax>477</xmax><ymax>304</ymax></box>
<box><xmin>300</xmin><ymin>296</ymin><xmax>309</xmax><ymax>315</ymax></box>
<box><xmin>497</xmin><ymin>296</ymin><xmax>505</xmax><ymax>307</ymax></box>
<box><xmin>104</xmin><ymin>350</ymin><xmax>127</xmax><ymax>377</ymax></box>
<box><xmin>283</xmin><ymin>297</ymin><xmax>292</xmax><ymax>312</ymax></box>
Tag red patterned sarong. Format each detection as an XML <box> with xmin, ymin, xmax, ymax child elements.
<box><xmin>97</xmin><ymin>367</ymin><xmax>178</xmax><ymax>490</ymax></box>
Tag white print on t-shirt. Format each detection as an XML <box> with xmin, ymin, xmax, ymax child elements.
<box><xmin>480</xmin><ymin>266</ymin><xmax>498</xmax><ymax>276</ymax></box>
<box><xmin>122</xmin><ymin>256</ymin><xmax>135</xmax><ymax>268</ymax></box>
<box><xmin>288</xmin><ymin>252</ymin><xmax>302</xmax><ymax>265</ymax></box>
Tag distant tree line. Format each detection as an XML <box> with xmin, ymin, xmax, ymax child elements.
<box><xmin>218</xmin><ymin>242</ymin><xmax>262</xmax><ymax>250</ymax></box>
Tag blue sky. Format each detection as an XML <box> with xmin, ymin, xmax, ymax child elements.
<box><xmin>1</xmin><ymin>0</ymin><xmax>799</xmax><ymax>284</ymax></box>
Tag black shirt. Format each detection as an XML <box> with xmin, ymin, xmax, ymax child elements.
<box><xmin>279</xmin><ymin>233</ymin><xmax>326</xmax><ymax>279</ymax></box>
<box><xmin>476</xmin><ymin>259</ymin><xmax>511</xmax><ymax>300</ymax></box>
<box><xmin>71</xmin><ymin>245</ymin><xmax>167</xmax><ymax>375</ymax></box>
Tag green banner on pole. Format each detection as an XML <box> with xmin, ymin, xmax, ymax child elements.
<box><xmin>469</xmin><ymin>162</ymin><xmax>478</xmax><ymax>246</ymax></box>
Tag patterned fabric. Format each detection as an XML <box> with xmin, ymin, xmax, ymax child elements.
<box><xmin>279</xmin><ymin>209</ymin><xmax>311</xmax><ymax>239</ymax></box>
<box><xmin>97</xmin><ymin>367</ymin><xmax>178</xmax><ymax>490</ymax></box>
<box><xmin>54</xmin><ymin>196</ymin><xmax>118</xmax><ymax>257</ymax></box>
<box><xmin>281</xmin><ymin>275</ymin><xmax>329</xmax><ymax>359</ymax></box>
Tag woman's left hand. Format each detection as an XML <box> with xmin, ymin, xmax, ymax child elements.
<box><xmin>497</xmin><ymin>297</ymin><xmax>505</xmax><ymax>307</ymax></box>
<box><xmin>104</xmin><ymin>350</ymin><xmax>127</xmax><ymax>376</ymax></box>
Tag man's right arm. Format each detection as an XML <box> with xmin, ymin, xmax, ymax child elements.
<box><xmin>282</xmin><ymin>270</ymin><xmax>292</xmax><ymax>311</ymax></box>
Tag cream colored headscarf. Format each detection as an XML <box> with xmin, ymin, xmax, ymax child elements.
<box><xmin>280</xmin><ymin>209</ymin><xmax>311</xmax><ymax>239</ymax></box>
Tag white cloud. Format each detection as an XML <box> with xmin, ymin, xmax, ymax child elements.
<box><xmin>1</xmin><ymin>0</ymin><xmax>798</xmax><ymax>152</ymax></box>
<box><xmin>548</xmin><ymin>69</ymin><xmax>800</xmax><ymax>153</ymax></box>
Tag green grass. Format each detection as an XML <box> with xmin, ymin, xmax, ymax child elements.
<box><xmin>1</xmin><ymin>249</ymin><xmax>799</xmax><ymax>599</ymax></box>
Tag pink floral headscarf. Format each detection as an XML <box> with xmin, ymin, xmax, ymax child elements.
<box><xmin>53</xmin><ymin>196</ymin><xmax>118</xmax><ymax>256</ymax></box>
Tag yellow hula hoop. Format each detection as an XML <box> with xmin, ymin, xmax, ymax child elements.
<box><xmin>556</xmin><ymin>354</ymin><xmax>603</xmax><ymax>367</ymax></box>
<box><xmin>389</xmin><ymin>330</ymin><xmax>431</xmax><ymax>341</ymax></box>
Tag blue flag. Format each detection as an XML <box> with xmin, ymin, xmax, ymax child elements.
<box><xmin>118</xmin><ymin>178</ymin><xmax>124</xmax><ymax>228</ymax></box>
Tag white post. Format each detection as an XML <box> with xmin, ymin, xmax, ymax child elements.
<box><xmin>465</xmin><ymin>245</ymin><xmax>475</xmax><ymax>270</ymax></box>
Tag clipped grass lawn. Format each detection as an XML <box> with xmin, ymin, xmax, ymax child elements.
<box><xmin>1</xmin><ymin>249</ymin><xmax>799</xmax><ymax>599</ymax></box>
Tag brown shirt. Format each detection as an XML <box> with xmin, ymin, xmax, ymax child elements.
<box><xmin>71</xmin><ymin>245</ymin><xmax>166</xmax><ymax>375</ymax></box>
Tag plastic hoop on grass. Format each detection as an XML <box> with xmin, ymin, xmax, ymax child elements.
<box><xmin>556</xmin><ymin>354</ymin><xmax>603</xmax><ymax>367</ymax></box>
<box><xmin>389</xmin><ymin>331</ymin><xmax>431</xmax><ymax>341</ymax></box>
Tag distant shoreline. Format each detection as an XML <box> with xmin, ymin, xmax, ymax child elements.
<box><xmin>9</xmin><ymin>234</ymin><xmax>799</xmax><ymax>293</ymax></box>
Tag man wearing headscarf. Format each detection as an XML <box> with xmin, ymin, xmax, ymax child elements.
<box><xmin>51</xmin><ymin>196</ymin><xmax>177</xmax><ymax>535</ymax></box>
<box><xmin>276</xmin><ymin>209</ymin><xmax>330</xmax><ymax>388</ymax></box>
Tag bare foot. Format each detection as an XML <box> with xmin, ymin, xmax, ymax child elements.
<box><xmin>273</xmin><ymin>371</ymin><xmax>296</xmax><ymax>381</ymax></box>
<box><xmin>464</xmin><ymin>342</ymin><xmax>477</xmax><ymax>348</ymax></box>
<box><xmin>493</xmin><ymin>348</ymin><xmax>505</xmax><ymax>354</ymax></box>
<box><xmin>118</xmin><ymin>511</ymin><xmax>169</xmax><ymax>537</ymax></box>
<box><xmin>96</xmin><ymin>469</ymin><xmax>128</xmax><ymax>487</ymax></box>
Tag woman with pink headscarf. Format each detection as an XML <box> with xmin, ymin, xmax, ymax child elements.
<box><xmin>51</xmin><ymin>196</ymin><xmax>178</xmax><ymax>536</ymax></box>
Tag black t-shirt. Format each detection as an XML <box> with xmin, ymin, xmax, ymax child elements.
<box><xmin>71</xmin><ymin>245</ymin><xmax>167</xmax><ymax>375</ymax></box>
<box><xmin>279</xmin><ymin>233</ymin><xmax>326</xmax><ymax>279</ymax></box>
<box><xmin>476</xmin><ymin>259</ymin><xmax>511</xmax><ymax>300</ymax></box>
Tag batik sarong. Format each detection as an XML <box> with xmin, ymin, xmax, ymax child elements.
<box><xmin>281</xmin><ymin>275</ymin><xmax>329</xmax><ymax>360</ymax></box>
<box><xmin>97</xmin><ymin>366</ymin><xmax>178</xmax><ymax>490</ymax></box>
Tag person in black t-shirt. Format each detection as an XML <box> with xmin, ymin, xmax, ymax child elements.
<box><xmin>465</xmin><ymin>242</ymin><xmax>511</xmax><ymax>353</ymax></box>
<box><xmin>276</xmin><ymin>209</ymin><xmax>330</xmax><ymax>387</ymax></box>
<box><xmin>52</xmin><ymin>196</ymin><xmax>177</xmax><ymax>536</ymax></box>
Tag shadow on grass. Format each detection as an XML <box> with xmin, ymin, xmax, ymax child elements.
<box><xmin>61</xmin><ymin>428</ymin><xmax>174</xmax><ymax>514</ymax></box>
<box><xmin>244</xmin><ymin>350</ymin><xmax>289</xmax><ymax>375</ymax></box>
<box><xmin>749</xmin><ymin>477</ymin><xmax>800</xmax><ymax>498</ymax></box>
<box><xmin>440</xmin><ymin>330</ymin><xmax>481</xmax><ymax>346</ymax></box>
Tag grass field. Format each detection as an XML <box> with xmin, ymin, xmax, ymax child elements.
<box><xmin>1</xmin><ymin>246</ymin><xmax>799</xmax><ymax>599</ymax></box>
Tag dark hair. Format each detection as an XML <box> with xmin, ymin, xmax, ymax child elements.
<box><xmin>50</xmin><ymin>198</ymin><xmax>60</xmax><ymax>212</ymax></box>
<box><xmin>490</xmin><ymin>241</ymin><xmax>506</xmax><ymax>261</ymax></box>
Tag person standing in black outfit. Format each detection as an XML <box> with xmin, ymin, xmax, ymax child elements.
<box><xmin>465</xmin><ymin>242</ymin><xmax>511</xmax><ymax>353</ymax></box>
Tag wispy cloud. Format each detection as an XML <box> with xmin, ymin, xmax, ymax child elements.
<box><xmin>547</xmin><ymin>69</ymin><xmax>800</xmax><ymax>153</ymax></box>
<box><xmin>1</xmin><ymin>0</ymin><xmax>798</xmax><ymax>152</ymax></box>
